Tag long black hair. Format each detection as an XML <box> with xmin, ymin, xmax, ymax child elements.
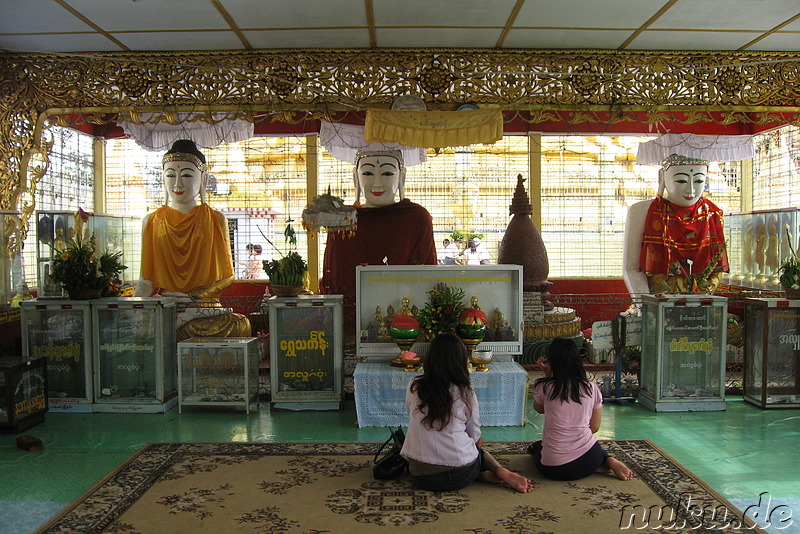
<box><xmin>410</xmin><ymin>333</ymin><xmax>473</xmax><ymax>430</ymax></box>
<box><xmin>534</xmin><ymin>337</ymin><xmax>592</xmax><ymax>403</ymax></box>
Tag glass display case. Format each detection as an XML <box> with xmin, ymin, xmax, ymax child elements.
<box><xmin>724</xmin><ymin>208</ymin><xmax>800</xmax><ymax>290</ymax></box>
<box><xmin>744</xmin><ymin>298</ymin><xmax>800</xmax><ymax>408</ymax></box>
<box><xmin>269</xmin><ymin>295</ymin><xmax>343</xmax><ymax>410</ymax></box>
<box><xmin>178</xmin><ymin>337</ymin><xmax>260</xmax><ymax>413</ymax></box>
<box><xmin>0</xmin><ymin>211</ymin><xmax>23</xmax><ymax>310</ymax></box>
<box><xmin>21</xmin><ymin>299</ymin><xmax>94</xmax><ymax>412</ymax></box>
<box><xmin>355</xmin><ymin>265</ymin><xmax>523</xmax><ymax>361</ymax></box>
<box><xmin>0</xmin><ymin>356</ymin><xmax>48</xmax><ymax>433</ymax></box>
<box><xmin>92</xmin><ymin>297</ymin><xmax>177</xmax><ymax>413</ymax></box>
<box><xmin>34</xmin><ymin>210</ymin><xmax>140</xmax><ymax>298</ymax></box>
<box><xmin>639</xmin><ymin>294</ymin><xmax>727</xmax><ymax>412</ymax></box>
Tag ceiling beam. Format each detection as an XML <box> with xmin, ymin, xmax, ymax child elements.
<box><xmin>495</xmin><ymin>0</ymin><xmax>526</xmax><ymax>48</ymax></box>
<box><xmin>738</xmin><ymin>11</ymin><xmax>800</xmax><ymax>50</ymax></box>
<box><xmin>53</xmin><ymin>0</ymin><xmax>130</xmax><ymax>51</ymax></box>
<box><xmin>365</xmin><ymin>0</ymin><xmax>377</xmax><ymax>48</ymax></box>
<box><xmin>618</xmin><ymin>0</ymin><xmax>679</xmax><ymax>50</ymax></box>
<box><xmin>212</xmin><ymin>0</ymin><xmax>252</xmax><ymax>50</ymax></box>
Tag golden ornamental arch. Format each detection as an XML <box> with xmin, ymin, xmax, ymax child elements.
<box><xmin>1</xmin><ymin>48</ymin><xmax>799</xmax><ymax>234</ymax></box>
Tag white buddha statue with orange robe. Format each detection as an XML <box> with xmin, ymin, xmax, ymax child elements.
<box><xmin>133</xmin><ymin>139</ymin><xmax>250</xmax><ymax>340</ymax></box>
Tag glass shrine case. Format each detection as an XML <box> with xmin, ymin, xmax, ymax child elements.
<box><xmin>92</xmin><ymin>297</ymin><xmax>177</xmax><ymax>413</ymax></box>
<box><xmin>178</xmin><ymin>337</ymin><xmax>261</xmax><ymax>414</ymax></box>
<box><xmin>269</xmin><ymin>295</ymin><xmax>344</xmax><ymax>410</ymax></box>
<box><xmin>744</xmin><ymin>298</ymin><xmax>800</xmax><ymax>408</ymax></box>
<box><xmin>723</xmin><ymin>207</ymin><xmax>800</xmax><ymax>291</ymax></box>
<box><xmin>639</xmin><ymin>294</ymin><xmax>728</xmax><ymax>412</ymax></box>
<box><xmin>356</xmin><ymin>265</ymin><xmax>524</xmax><ymax>361</ymax></box>
<box><xmin>21</xmin><ymin>299</ymin><xmax>94</xmax><ymax>412</ymax></box>
<box><xmin>35</xmin><ymin>210</ymin><xmax>140</xmax><ymax>298</ymax></box>
<box><xmin>1</xmin><ymin>211</ymin><xmax>23</xmax><ymax>310</ymax></box>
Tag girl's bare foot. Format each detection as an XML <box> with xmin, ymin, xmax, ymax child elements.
<box><xmin>600</xmin><ymin>457</ymin><xmax>633</xmax><ymax>481</ymax></box>
<box><xmin>481</xmin><ymin>468</ymin><xmax>534</xmax><ymax>492</ymax></box>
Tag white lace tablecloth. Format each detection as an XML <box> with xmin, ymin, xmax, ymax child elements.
<box><xmin>353</xmin><ymin>361</ymin><xmax>528</xmax><ymax>428</ymax></box>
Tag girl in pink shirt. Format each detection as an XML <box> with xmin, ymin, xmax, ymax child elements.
<box><xmin>531</xmin><ymin>337</ymin><xmax>634</xmax><ymax>481</ymax></box>
<box><xmin>401</xmin><ymin>333</ymin><xmax>533</xmax><ymax>493</ymax></box>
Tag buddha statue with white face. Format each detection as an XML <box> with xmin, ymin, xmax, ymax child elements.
<box><xmin>623</xmin><ymin>153</ymin><xmax>729</xmax><ymax>297</ymax></box>
<box><xmin>320</xmin><ymin>149</ymin><xmax>437</xmax><ymax>338</ymax></box>
<box><xmin>133</xmin><ymin>139</ymin><xmax>250</xmax><ymax>340</ymax></box>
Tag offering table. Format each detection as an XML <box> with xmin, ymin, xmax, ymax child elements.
<box><xmin>353</xmin><ymin>361</ymin><xmax>527</xmax><ymax>428</ymax></box>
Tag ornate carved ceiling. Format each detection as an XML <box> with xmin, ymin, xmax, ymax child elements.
<box><xmin>1</xmin><ymin>48</ymin><xmax>800</xmax><ymax>225</ymax></box>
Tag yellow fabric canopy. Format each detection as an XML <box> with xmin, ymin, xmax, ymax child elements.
<box><xmin>364</xmin><ymin>109</ymin><xmax>504</xmax><ymax>148</ymax></box>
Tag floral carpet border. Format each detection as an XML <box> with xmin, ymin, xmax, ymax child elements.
<box><xmin>37</xmin><ymin>439</ymin><xmax>761</xmax><ymax>534</ymax></box>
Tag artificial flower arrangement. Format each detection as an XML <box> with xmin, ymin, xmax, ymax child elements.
<box><xmin>666</xmin><ymin>242</ymin><xmax>727</xmax><ymax>294</ymax></box>
<box><xmin>50</xmin><ymin>209</ymin><xmax>127</xmax><ymax>299</ymax></box>
<box><xmin>416</xmin><ymin>282</ymin><xmax>467</xmax><ymax>340</ymax></box>
<box><xmin>778</xmin><ymin>224</ymin><xmax>800</xmax><ymax>295</ymax></box>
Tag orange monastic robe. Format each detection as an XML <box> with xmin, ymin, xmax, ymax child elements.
<box><xmin>141</xmin><ymin>204</ymin><xmax>233</xmax><ymax>296</ymax></box>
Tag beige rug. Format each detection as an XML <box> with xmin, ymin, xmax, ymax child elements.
<box><xmin>37</xmin><ymin>440</ymin><xmax>764</xmax><ymax>533</ymax></box>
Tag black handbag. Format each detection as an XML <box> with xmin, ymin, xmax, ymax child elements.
<box><xmin>372</xmin><ymin>426</ymin><xmax>408</xmax><ymax>480</ymax></box>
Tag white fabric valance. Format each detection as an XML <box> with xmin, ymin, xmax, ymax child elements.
<box><xmin>119</xmin><ymin>113</ymin><xmax>254</xmax><ymax>151</ymax></box>
<box><xmin>319</xmin><ymin>121</ymin><xmax>427</xmax><ymax>166</ymax></box>
<box><xmin>636</xmin><ymin>133</ymin><xmax>754</xmax><ymax>165</ymax></box>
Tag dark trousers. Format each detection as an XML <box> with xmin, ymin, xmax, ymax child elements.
<box><xmin>530</xmin><ymin>440</ymin><xmax>608</xmax><ymax>481</ymax></box>
<box><xmin>411</xmin><ymin>448</ymin><xmax>486</xmax><ymax>492</ymax></box>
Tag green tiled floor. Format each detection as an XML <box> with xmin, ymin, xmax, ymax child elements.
<box><xmin>1</xmin><ymin>397</ymin><xmax>798</xmax><ymax>533</ymax></box>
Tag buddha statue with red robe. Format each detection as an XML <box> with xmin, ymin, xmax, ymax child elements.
<box><xmin>623</xmin><ymin>153</ymin><xmax>729</xmax><ymax>298</ymax></box>
<box><xmin>320</xmin><ymin>149</ymin><xmax>437</xmax><ymax>339</ymax></box>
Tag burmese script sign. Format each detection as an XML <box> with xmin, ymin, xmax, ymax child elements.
<box><xmin>661</xmin><ymin>304</ymin><xmax>725</xmax><ymax>397</ymax></box>
<box><xmin>269</xmin><ymin>296</ymin><xmax>344</xmax><ymax>406</ymax></box>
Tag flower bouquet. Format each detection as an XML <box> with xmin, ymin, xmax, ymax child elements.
<box><xmin>416</xmin><ymin>282</ymin><xmax>466</xmax><ymax>340</ymax></box>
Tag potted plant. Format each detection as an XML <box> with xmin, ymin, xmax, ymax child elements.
<box><xmin>779</xmin><ymin>224</ymin><xmax>800</xmax><ymax>299</ymax></box>
<box><xmin>50</xmin><ymin>210</ymin><xmax>127</xmax><ymax>299</ymax></box>
<box><xmin>263</xmin><ymin>251</ymin><xmax>308</xmax><ymax>296</ymax></box>
<box><xmin>261</xmin><ymin>221</ymin><xmax>308</xmax><ymax>297</ymax></box>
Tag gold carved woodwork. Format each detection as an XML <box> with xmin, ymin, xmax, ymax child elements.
<box><xmin>1</xmin><ymin>48</ymin><xmax>800</xmax><ymax>238</ymax></box>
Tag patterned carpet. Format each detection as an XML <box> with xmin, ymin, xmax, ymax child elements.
<box><xmin>37</xmin><ymin>440</ymin><xmax>765</xmax><ymax>534</ymax></box>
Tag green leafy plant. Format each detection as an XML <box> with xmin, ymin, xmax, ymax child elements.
<box><xmin>779</xmin><ymin>224</ymin><xmax>800</xmax><ymax>291</ymax></box>
<box><xmin>449</xmin><ymin>229</ymin><xmax>484</xmax><ymax>243</ymax></box>
<box><xmin>416</xmin><ymin>282</ymin><xmax>467</xmax><ymax>339</ymax></box>
<box><xmin>259</xmin><ymin>220</ymin><xmax>308</xmax><ymax>287</ymax></box>
<box><xmin>262</xmin><ymin>251</ymin><xmax>307</xmax><ymax>287</ymax></box>
<box><xmin>50</xmin><ymin>214</ymin><xmax>127</xmax><ymax>298</ymax></box>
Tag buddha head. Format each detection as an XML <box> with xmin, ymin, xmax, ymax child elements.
<box><xmin>659</xmin><ymin>153</ymin><xmax>709</xmax><ymax>208</ymax></box>
<box><xmin>354</xmin><ymin>149</ymin><xmax>406</xmax><ymax>208</ymax></box>
<box><xmin>162</xmin><ymin>139</ymin><xmax>207</xmax><ymax>209</ymax></box>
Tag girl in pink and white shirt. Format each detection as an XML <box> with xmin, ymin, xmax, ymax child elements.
<box><xmin>531</xmin><ymin>337</ymin><xmax>634</xmax><ymax>481</ymax></box>
<box><xmin>401</xmin><ymin>333</ymin><xmax>533</xmax><ymax>493</ymax></box>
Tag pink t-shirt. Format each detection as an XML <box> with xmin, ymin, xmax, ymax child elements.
<box><xmin>533</xmin><ymin>380</ymin><xmax>603</xmax><ymax>466</ymax></box>
<box><xmin>401</xmin><ymin>380</ymin><xmax>481</xmax><ymax>468</ymax></box>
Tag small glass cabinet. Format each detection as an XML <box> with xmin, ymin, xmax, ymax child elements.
<box><xmin>639</xmin><ymin>294</ymin><xmax>728</xmax><ymax>412</ymax></box>
<box><xmin>744</xmin><ymin>298</ymin><xmax>800</xmax><ymax>408</ymax></box>
<box><xmin>92</xmin><ymin>297</ymin><xmax>177</xmax><ymax>413</ymax></box>
<box><xmin>0</xmin><ymin>356</ymin><xmax>48</xmax><ymax>433</ymax></box>
<box><xmin>178</xmin><ymin>337</ymin><xmax>261</xmax><ymax>413</ymax></box>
